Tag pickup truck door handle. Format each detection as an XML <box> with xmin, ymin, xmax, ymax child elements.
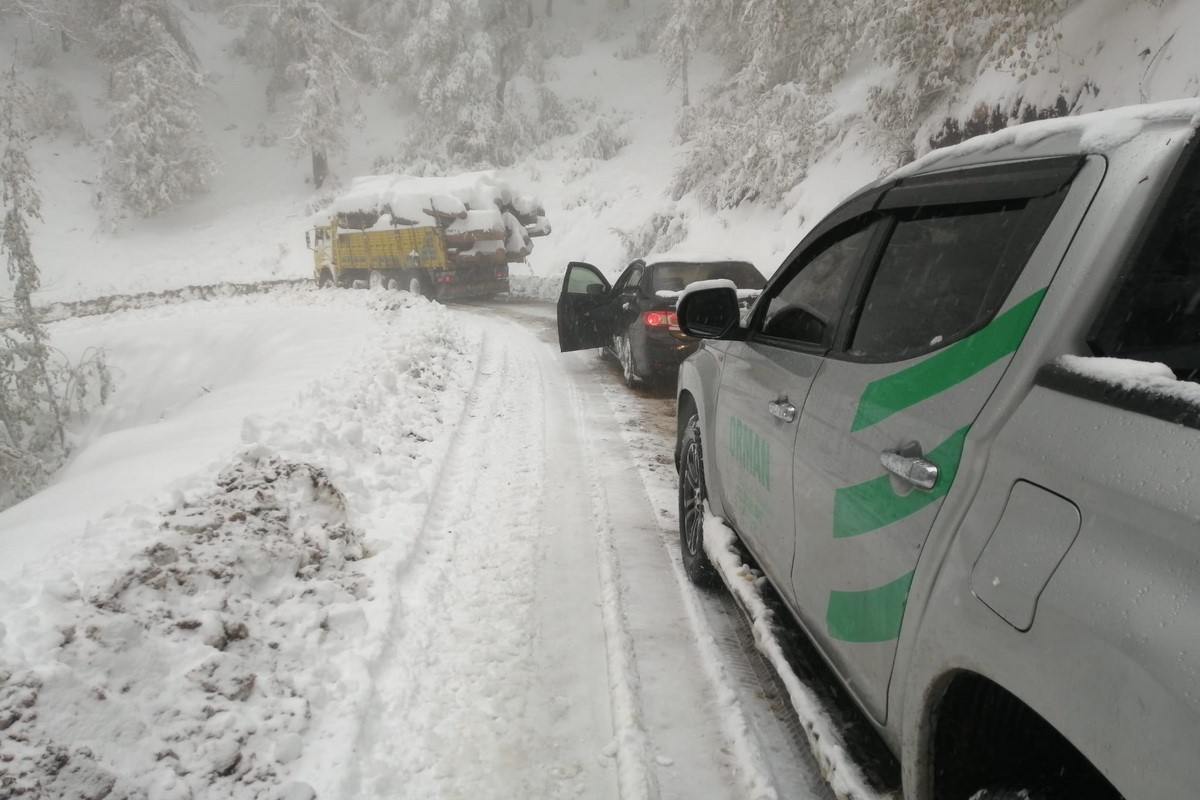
<box><xmin>768</xmin><ymin>399</ymin><xmax>796</xmax><ymax>423</ymax></box>
<box><xmin>880</xmin><ymin>450</ymin><xmax>939</xmax><ymax>491</ymax></box>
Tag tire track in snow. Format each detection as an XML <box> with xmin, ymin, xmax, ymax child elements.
<box><xmin>336</xmin><ymin>327</ymin><xmax>506</xmax><ymax>797</ymax></box>
<box><xmin>340</xmin><ymin>323</ymin><xmax>594</xmax><ymax>799</ymax></box>
<box><xmin>562</xmin><ymin>372</ymin><xmax>661</xmax><ymax>800</ymax></box>
<box><xmin>592</xmin><ymin>381</ymin><xmax>796</xmax><ymax>800</ymax></box>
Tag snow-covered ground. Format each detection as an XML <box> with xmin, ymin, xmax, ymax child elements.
<box><xmin>0</xmin><ymin>291</ymin><xmax>884</xmax><ymax>799</ymax></box>
<box><xmin>5</xmin><ymin>1</ymin><xmax>1200</xmax><ymax>797</ymax></box>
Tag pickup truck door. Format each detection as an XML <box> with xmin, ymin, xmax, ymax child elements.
<box><xmin>557</xmin><ymin>262</ymin><xmax>614</xmax><ymax>352</ymax></box>
<box><xmin>789</xmin><ymin>158</ymin><xmax>1087</xmax><ymax>722</ymax></box>
<box><xmin>711</xmin><ymin>212</ymin><xmax>885</xmax><ymax>604</ymax></box>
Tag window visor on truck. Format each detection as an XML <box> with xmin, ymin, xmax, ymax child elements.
<box><xmin>879</xmin><ymin>155</ymin><xmax>1086</xmax><ymax>209</ymax></box>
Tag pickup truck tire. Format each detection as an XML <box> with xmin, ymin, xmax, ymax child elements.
<box><xmin>679</xmin><ymin>414</ymin><xmax>719</xmax><ymax>588</ymax></box>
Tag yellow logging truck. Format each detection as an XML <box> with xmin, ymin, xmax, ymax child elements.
<box><xmin>306</xmin><ymin>172</ymin><xmax>550</xmax><ymax>301</ymax></box>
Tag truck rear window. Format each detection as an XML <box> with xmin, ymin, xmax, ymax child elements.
<box><xmin>1091</xmin><ymin>141</ymin><xmax>1200</xmax><ymax>383</ymax></box>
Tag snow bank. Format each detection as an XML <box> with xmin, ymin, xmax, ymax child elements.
<box><xmin>0</xmin><ymin>291</ymin><xmax>481</xmax><ymax>799</ymax></box>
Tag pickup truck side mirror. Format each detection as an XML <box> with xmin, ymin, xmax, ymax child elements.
<box><xmin>678</xmin><ymin>283</ymin><xmax>741</xmax><ymax>339</ymax></box>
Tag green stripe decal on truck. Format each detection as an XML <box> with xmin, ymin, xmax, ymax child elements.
<box><xmin>833</xmin><ymin>425</ymin><xmax>971</xmax><ymax>539</ymax></box>
<box><xmin>827</xmin><ymin>571</ymin><xmax>916</xmax><ymax>643</ymax></box>
<box><xmin>851</xmin><ymin>289</ymin><xmax>1047</xmax><ymax>432</ymax></box>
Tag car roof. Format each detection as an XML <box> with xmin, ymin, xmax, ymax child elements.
<box><xmin>637</xmin><ymin>251</ymin><xmax>753</xmax><ymax>268</ymax></box>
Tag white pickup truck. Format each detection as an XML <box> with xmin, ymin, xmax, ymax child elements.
<box><xmin>659</xmin><ymin>100</ymin><xmax>1200</xmax><ymax>800</ymax></box>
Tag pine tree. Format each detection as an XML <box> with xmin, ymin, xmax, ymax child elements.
<box><xmin>400</xmin><ymin>0</ymin><xmax>493</xmax><ymax>123</ymax></box>
<box><xmin>100</xmin><ymin>52</ymin><xmax>218</xmax><ymax>223</ymax></box>
<box><xmin>225</xmin><ymin>0</ymin><xmax>371</xmax><ymax>188</ymax></box>
<box><xmin>0</xmin><ymin>68</ymin><xmax>62</xmax><ymax>503</ymax></box>
<box><xmin>96</xmin><ymin>0</ymin><xmax>217</xmax><ymax>224</ymax></box>
<box><xmin>658</xmin><ymin>0</ymin><xmax>696</xmax><ymax>106</ymax></box>
<box><xmin>0</xmin><ymin>68</ymin><xmax>111</xmax><ymax>508</ymax></box>
<box><xmin>867</xmin><ymin>0</ymin><xmax>1071</xmax><ymax>158</ymax></box>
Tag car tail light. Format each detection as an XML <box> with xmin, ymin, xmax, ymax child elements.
<box><xmin>642</xmin><ymin>310</ymin><xmax>679</xmax><ymax>329</ymax></box>
<box><xmin>436</xmin><ymin>274</ymin><xmax>455</xmax><ymax>284</ymax></box>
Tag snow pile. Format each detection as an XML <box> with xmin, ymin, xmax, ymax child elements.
<box><xmin>0</xmin><ymin>291</ymin><xmax>482</xmax><ymax>799</ymax></box>
<box><xmin>0</xmin><ymin>455</ymin><xmax>364</xmax><ymax>800</ymax></box>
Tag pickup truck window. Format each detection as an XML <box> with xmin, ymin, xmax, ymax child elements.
<box><xmin>760</xmin><ymin>221</ymin><xmax>877</xmax><ymax>347</ymax></box>
<box><xmin>850</xmin><ymin>199</ymin><xmax>1047</xmax><ymax>361</ymax></box>
<box><xmin>1090</xmin><ymin>148</ymin><xmax>1200</xmax><ymax>383</ymax></box>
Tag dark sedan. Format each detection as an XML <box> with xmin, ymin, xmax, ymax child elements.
<box><xmin>556</xmin><ymin>255</ymin><xmax>765</xmax><ymax>386</ymax></box>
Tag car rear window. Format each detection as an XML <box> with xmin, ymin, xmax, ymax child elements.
<box><xmin>649</xmin><ymin>262</ymin><xmax>765</xmax><ymax>293</ymax></box>
<box><xmin>1090</xmin><ymin>144</ymin><xmax>1200</xmax><ymax>383</ymax></box>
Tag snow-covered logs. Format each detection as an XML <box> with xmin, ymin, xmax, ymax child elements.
<box><xmin>328</xmin><ymin>171</ymin><xmax>550</xmax><ymax>264</ymax></box>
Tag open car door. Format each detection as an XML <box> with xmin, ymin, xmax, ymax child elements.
<box><xmin>557</xmin><ymin>261</ymin><xmax>614</xmax><ymax>352</ymax></box>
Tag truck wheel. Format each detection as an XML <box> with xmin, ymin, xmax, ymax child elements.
<box><xmin>317</xmin><ymin>269</ymin><xmax>336</xmax><ymax>288</ymax></box>
<box><xmin>408</xmin><ymin>274</ymin><xmax>428</xmax><ymax>297</ymax></box>
<box><xmin>387</xmin><ymin>278</ymin><xmax>401</xmax><ymax>291</ymax></box>
<box><xmin>369</xmin><ymin>270</ymin><xmax>387</xmax><ymax>291</ymax></box>
<box><xmin>679</xmin><ymin>414</ymin><xmax>719</xmax><ymax>588</ymax></box>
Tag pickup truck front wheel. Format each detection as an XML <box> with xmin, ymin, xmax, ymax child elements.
<box><xmin>679</xmin><ymin>414</ymin><xmax>719</xmax><ymax>588</ymax></box>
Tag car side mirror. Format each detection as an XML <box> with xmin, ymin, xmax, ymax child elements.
<box><xmin>677</xmin><ymin>283</ymin><xmax>741</xmax><ymax>339</ymax></box>
<box><xmin>586</xmin><ymin>283</ymin><xmax>606</xmax><ymax>296</ymax></box>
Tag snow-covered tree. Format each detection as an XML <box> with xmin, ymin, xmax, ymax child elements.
<box><xmin>224</xmin><ymin>0</ymin><xmax>372</xmax><ymax>188</ymax></box>
<box><xmin>866</xmin><ymin>0</ymin><xmax>1073</xmax><ymax>157</ymax></box>
<box><xmin>276</xmin><ymin>2</ymin><xmax>356</xmax><ymax>187</ymax></box>
<box><xmin>394</xmin><ymin>0</ymin><xmax>540</xmax><ymax>168</ymax></box>
<box><xmin>96</xmin><ymin>0</ymin><xmax>217</xmax><ymax>224</ymax></box>
<box><xmin>658</xmin><ymin>0</ymin><xmax>697</xmax><ymax>106</ymax></box>
<box><xmin>665</xmin><ymin>0</ymin><xmax>861</xmax><ymax>207</ymax></box>
<box><xmin>400</xmin><ymin>0</ymin><xmax>494</xmax><ymax>123</ymax></box>
<box><xmin>487</xmin><ymin>0</ymin><xmax>532</xmax><ymax>105</ymax></box>
<box><xmin>0</xmin><ymin>68</ymin><xmax>110</xmax><ymax>508</ymax></box>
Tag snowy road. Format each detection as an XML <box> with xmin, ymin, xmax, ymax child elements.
<box><xmin>0</xmin><ymin>290</ymin><xmax>855</xmax><ymax>799</ymax></box>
